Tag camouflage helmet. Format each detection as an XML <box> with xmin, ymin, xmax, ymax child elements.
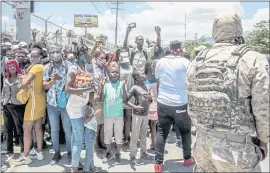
<box><xmin>212</xmin><ymin>12</ymin><xmax>243</xmax><ymax>43</ymax></box>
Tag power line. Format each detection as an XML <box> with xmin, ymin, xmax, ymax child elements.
<box><xmin>111</xmin><ymin>1</ymin><xmax>123</xmax><ymax>46</ymax></box>
<box><xmin>95</xmin><ymin>2</ymin><xmax>106</xmax><ymax>13</ymax></box>
<box><xmin>105</xmin><ymin>2</ymin><xmax>111</xmax><ymax>10</ymax></box>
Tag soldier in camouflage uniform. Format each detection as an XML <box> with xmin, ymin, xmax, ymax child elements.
<box><xmin>186</xmin><ymin>12</ymin><xmax>269</xmax><ymax>172</ymax></box>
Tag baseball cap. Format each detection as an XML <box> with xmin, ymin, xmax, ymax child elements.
<box><xmin>170</xmin><ymin>40</ymin><xmax>182</xmax><ymax>51</ymax></box>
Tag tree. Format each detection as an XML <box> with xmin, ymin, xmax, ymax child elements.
<box><xmin>183</xmin><ymin>41</ymin><xmax>212</xmax><ymax>58</ymax></box>
<box><xmin>246</xmin><ymin>20</ymin><xmax>270</xmax><ymax>54</ymax></box>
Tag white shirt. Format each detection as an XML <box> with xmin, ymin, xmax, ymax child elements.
<box><xmin>155</xmin><ymin>55</ymin><xmax>190</xmax><ymax>106</ymax></box>
<box><xmin>66</xmin><ymin>65</ymin><xmax>90</xmax><ymax>119</ymax></box>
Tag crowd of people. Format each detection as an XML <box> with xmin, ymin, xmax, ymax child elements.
<box><xmin>1</xmin><ymin>11</ymin><xmax>269</xmax><ymax>173</ymax></box>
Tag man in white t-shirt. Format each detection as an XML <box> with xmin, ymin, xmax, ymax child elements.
<box><xmin>154</xmin><ymin>40</ymin><xmax>194</xmax><ymax>173</ymax></box>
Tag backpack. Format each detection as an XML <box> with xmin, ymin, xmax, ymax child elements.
<box><xmin>130</xmin><ymin>49</ymin><xmax>148</xmax><ymax>66</ymax></box>
<box><xmin>188</xmin><ymin>44</ymin><xmax>251</xmax><ymax>129</ymax></box>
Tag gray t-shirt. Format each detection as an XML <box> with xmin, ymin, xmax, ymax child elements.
<box><xmin>126</xmin><ymin>84</ymin><xmax>152</xmax><ymax>116</ymax></box>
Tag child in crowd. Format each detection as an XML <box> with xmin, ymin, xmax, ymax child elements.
<box><xmin>125</xmin><ymin>71</ymin><xmax>153</xmax><ymax>165</ymax></box>
<box><xmin>100</xmin><ymin>62</ymin><xmax>125</xmax><ymax>164</ymax></box>
<box><xmin>145</xmin><ymin>60</ymin><xmax>158</xmax><ymax>150</ymax></box>
<box><xmin>83</xmin><ymin>92</ymin><xmax>102</xmax><ymax>173</ymax></box>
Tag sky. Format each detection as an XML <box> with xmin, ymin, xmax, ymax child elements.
<box><xmin>2</xmin><ymin>1</ymin><xmax>270</xmax><ymax>46</ymax></box>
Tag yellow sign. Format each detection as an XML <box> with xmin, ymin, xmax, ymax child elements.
<box><xmin>74</xmin><ymin>14</ymin><xmax>98</xmax><ymax>28</ymax></box>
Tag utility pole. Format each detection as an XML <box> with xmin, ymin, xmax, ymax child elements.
<box><xmin>184</xmin><ymin>12</ymin><xmax>187</xmax><ymax>41</ymax></box>
<box><xmin>4</xmin><ymin>22</ymin><xmax>7</xmax><ymax>32</ymax></box>
<box><xmin>194</xmin><ymin>33</ymin><xmax>197</xmax><ymax>45</ymax></box>
<box><xmin>111</xmin><ymin>1</ymin><xmax>123</xmax><ymax>46</ymax></box>
<box><xmin>15</xmin><ymin>1</ymin><xmax>31</xmax><ymax>44</ymax></box>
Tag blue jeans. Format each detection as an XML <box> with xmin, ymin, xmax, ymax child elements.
<box><xmin>71</xmin><ymin>117</ymin><xmax>84</xmax><ymax>167</ymax></box>
<box><xmin>47</xmin><ymin>104</ymin><xmax>72</xmax><ymax>153</ymax></box>
<box><xmin>83</xmin><ymin>128</ymin><xmax>96</xmax><ymax>172</ymax></box>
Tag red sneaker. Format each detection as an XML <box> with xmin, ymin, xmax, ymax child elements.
<box><xmin>184</xmin><ymin>156</ymin><xmax>195</xmax><ymax>167</ymax></box>
<box><xmin>154</xmin><ymin>164</ymin><xmax>163</xmax><ymax>173</ymax></box>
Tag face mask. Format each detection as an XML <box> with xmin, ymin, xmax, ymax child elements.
<box><xmin>81</xmin><ymin>55</ymin><xmax>87</xmax><ymax>64</ymax></box>
<box><xmin>30</xmin><ymin>57</ymin><xmax>41</xmax><ymax>64</ymax></box>
<box><xmin>97</xmin><ymin>59</ymin><xmax>106</xmax><ymax>67</ymax></box>
<box><xmin>50</xmin><ymin>53</ymin><xmax>62</xmax><ymax>62</ymax></box>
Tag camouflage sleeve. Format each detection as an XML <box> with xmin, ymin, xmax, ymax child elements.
<box><xmin>251</xmin><ymin>54</ymin><xmax>270</xmax><ymax>144</ymax></box>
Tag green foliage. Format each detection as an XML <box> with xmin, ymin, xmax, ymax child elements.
<box><xmin>246</xmin><ymin>20</ymin><xmax>270</xmax><ymax>54</ymax></box>
<box><xmin>183</xmin><ymin>41</ymin><xmax>212</xmax><ymax>58</ymax></box>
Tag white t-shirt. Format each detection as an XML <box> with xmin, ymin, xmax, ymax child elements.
<box><xmin>66</xmin><ymin>65</ymin><xmax>90</xmax><ymax>119</ymax></box>
<box><xmin>155</xmin><ymin>56</ymin><xmax>190</xmax><ymax>106</ymax></box>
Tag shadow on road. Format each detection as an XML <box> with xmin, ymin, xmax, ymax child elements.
<box><xmin>163</xmin><ymin>159</ymin><xmax>193</xmax><ymax>172</ymax></box>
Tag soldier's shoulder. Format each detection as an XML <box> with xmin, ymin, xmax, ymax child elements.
<box><xmin>240</xmin><ymin>50</ymin><xmax>267</xmax><ymax>66</ymax></box>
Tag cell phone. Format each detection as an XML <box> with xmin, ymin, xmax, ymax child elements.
<box><xmin>128</xmin><ymin>23</ymin><xmax>136</xmax><ymax>28</ymax></box>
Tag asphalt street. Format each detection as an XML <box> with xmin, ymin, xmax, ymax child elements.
<box><xmin>1</xmin><ymin>132</ymin><xmax>269</xmax><ymax>172</ymax></box>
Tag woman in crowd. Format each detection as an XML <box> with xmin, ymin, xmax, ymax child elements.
<box><xmin>15</xmin><ymin>48</ymin><xmax>46</xmax><ymax>165</ymax></box>
<box><xmin>2</xmin><ymin>60</ymin><xmax>25</xmax><ymax>154</ymax></box>
<box><xmin>65</xmin><ymin>49</ymin><xmax>95</xmax><ymax>172</ymax></box>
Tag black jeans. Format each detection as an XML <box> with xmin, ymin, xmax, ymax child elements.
<box><xmin>155</xmin><ymin>102</ymin><xmax>192</xmax><ymax>164</ymax></box>
<box><xmin>3</xmin><ymin>104</ymin><xmax>25</xmax><ymax>152</ymax></box>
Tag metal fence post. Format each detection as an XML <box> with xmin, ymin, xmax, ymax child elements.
<box><xmin>44</xmin><ymin>15</ymin><xmax>52</xmax><ymax>39</ymax></box>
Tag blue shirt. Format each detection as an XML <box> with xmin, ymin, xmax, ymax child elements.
<box><xmin>155</xmin><ymin>55</ymin><xmax>190</xmax><ymax>106</ymax></box>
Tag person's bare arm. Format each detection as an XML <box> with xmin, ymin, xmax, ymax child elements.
<box><xmin>18</xmin><ymin>73</ymin><xmax>35</xmax><ymax>90</ymax></box>
<box><xmin>123</xmin><ymin>27</ymin><xmax>131</xmax><ymax>49</ymax></box>
<box><xmin>123</xmin><ymin>85</ymin><xmax>143</xmax><ymax>110</ymax></box>
<box><xmin>43</xmin><ymin>73</ymin><xmax>62</xmax><ymax>90</ymax></box>
<box><xmin>99</xmin><ymin>83</ymin><xmax>104</xmax><ymax>102</ymax></box>
<box><xmin>65</xmin><ymin>71</ymin><xmax>92</xmax><ymax>95</ymax></box>
<box><xmin>155</xmin><ymin>26</ymin><xmax>161</xmax><ymax>47</ymax></box>
<box><xmin>43</xmin><ymin>80</ymin><xmax>56</xmax><ymax>90</ymax></box>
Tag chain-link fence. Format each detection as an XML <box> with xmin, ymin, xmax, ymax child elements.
<box><xmin>1</xmin><ymin>1</ymin><xmax>115</xmax><ymax>51</ymax></box>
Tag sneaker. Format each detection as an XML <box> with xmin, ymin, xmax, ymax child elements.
<box><xmin>184</xmin><ymin>156</ymin><xmax>195</xmax><ymax>167</ymax></box>
<box><xmin>115</xmin><ymin>153</ymin><xmax>121</xmax><ymax>164</ymax></box>
<box><xmin>50</xmin><ymin>152</ymin><xmax>61</xmax><ymax>166</ymax></box>
<box><xmin>78</xmin><ymin>162</ymin><xmax>83</xmax><ymax>170</ymax></box>
<box><xmin>130</xmin><ymin>156</ymin><xmax>136</xmax><ymax>165</ymax></box>
<box><xmin>102</xmin><ymin>152</ymin><xmax>114</xmax><ymax>164</ymax></box>
<box><xmin>90</xmin><ymin>166</ymin><xmax>102</xmax><ymax>173</ymax></box>
<box><xmin>30</xmin><ymin>151</ymin><xmax>44</xmax><ymax>161</ymax></box>
<box><xmin>154</xmin><ymin>164</ymin><xmax>163</xmax><ymax>173</ymax></box>
<box><xmin>29</xmin><ymin>148</ymin><xmax>36</xmax><ymax>156</ymax></box>
<box><xmin>140</xmin><ymin>152</ymin><xmax>153</xmax><ymax>160</ymax></box>
<box><xmin>1</xmin><ymin>165</ymin><xmax>8</xmax><ymax>172</ymax></box>
<box><xmin>14</xmin><ymin>155</ymin><xmax>32</xmax><ymax>166</ymax></box>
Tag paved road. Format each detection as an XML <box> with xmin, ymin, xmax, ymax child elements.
<box><xmin>1</xmin><ymin>132</ymin><xmax>269</xmax><ymax>172</ymax></box>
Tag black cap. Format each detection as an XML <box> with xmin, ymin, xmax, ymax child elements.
<box><xmin>170</xmin><ymin>40</ymin><xmax>181</xmax><ymax>51</ymax></box>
